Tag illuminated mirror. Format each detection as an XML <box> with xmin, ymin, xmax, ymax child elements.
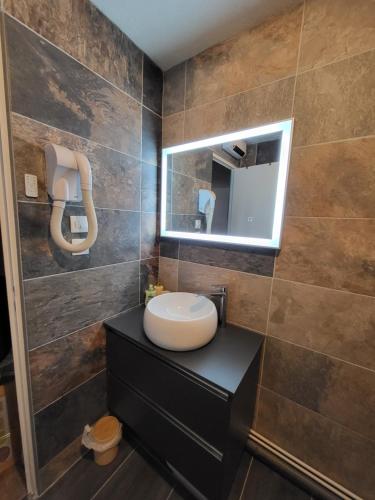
<box><xmin>161</xmin><ymin>119</ymin><xmax>293</xmax><ymax>248</ymax></box>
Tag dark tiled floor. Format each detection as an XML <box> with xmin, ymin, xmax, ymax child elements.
<box><xmin>0</xmin><ymin>464</ymin><xmax>26</xmax><ymax>500</ymax></box>
<box><xmin>42</xmin><ymin>438</ymin><xmax>312</xmax><ymax>500</ymax></box>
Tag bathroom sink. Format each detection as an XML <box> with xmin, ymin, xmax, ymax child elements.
<box><xmin>143</xmin><ymin>292</ymin><xmax>218</xmax><ymax>351</ymax></box>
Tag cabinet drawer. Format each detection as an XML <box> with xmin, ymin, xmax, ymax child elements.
<box><xmin>108</xmin><ymin>373</ymin><xmax>223</xmax><ymax>500</ymax></box>
<box><xmin>107</xmin><ymin>330</ymin><xmax>229</xmax><ymax>451</ymax></box>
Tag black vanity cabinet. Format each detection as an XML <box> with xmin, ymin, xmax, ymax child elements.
<box><xmin>105</xmin><ymin>307</ymin><xmax>263</xmax><ymax>500</ymax></box>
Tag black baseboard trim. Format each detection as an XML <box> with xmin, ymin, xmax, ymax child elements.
<box><xmin>246</xmin><ymin>439</ymin><xmax>343</xmax><ymax>500</ymax></box>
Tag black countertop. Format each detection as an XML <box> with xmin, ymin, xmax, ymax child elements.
<box><xmin>105</xmin><ymin>306</ymin><xmax>264</xmax><ymax>396</ymax></box>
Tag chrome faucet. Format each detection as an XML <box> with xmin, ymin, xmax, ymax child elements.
<box><xmin>196</xmin><ymin>285</ymin><xmax>227</xmax><ymax>326</ymax></box>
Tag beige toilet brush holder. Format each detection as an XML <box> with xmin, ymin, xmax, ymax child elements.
<box><xmin>82</xmin><ymin>416</ymin><xmax>122</xmax><ymax>466</ymax></box>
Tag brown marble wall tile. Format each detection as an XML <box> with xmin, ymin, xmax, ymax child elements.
<box><xmin>142</xmin><ymin>107</ymin><xmax>162</xmax><ymax>166</ymax></box>
<box><xmin>18</xmin><ymin>203</ymin><xmax>140</xmax><ymax>279</ymax></box>
<box><xmin>294</xmin><ymin>49</ymin><xmax>375</xmax><ymax>146</ymax></box>
<box><xmin>163</xmin><ymin>63</ymin><xmax>186</xmax><ymax>116</ymax></box>
<box><xmin>172</xmin><ymin>149</ymin><xmax>213</xmax><ymax>182</ymax></box>
<box><xmin>3</xmin><ymin>0</ymin><xmax>143</xmax><ymax>100</ymax></box>
<box><xmin>275</xmin><ymin>217</ymin><xmax>375</xmax><ymax>296</ymax></box>
<box><xmin>35</xmin><ymin>371</ymin><xmax>106</xmax><ymax>468</ymax></box>
<box><xmin>186</xmin><ymin>6</ymin><xmax>302</xmax><ymax>108</ymax></box>
<box><xmin>158</xmin><ymin>257</ymin><xmax>178</xmax><ymax>292</ymax></box>
<box><xmin>162</xmin><ymin>113</ymin><xmax>184</xmax><ymax>148</ymax></box>
<box><xmin>141</xmin><ymin>212</ymin><xmax>159</xmax><ymax>259</ymax></box>
<box><xmin>6</xmin><ymin>16</ymin><xmax>141</xmax><ymax>157</ymax></box>
<box><xmin>140</xmin><ymin>258</ymin><xmax>159</xmax><ymax>302</ymax></box>
<box><xmin>24</xmin><ymin>261</ymin><xmax>140</xmax><ymax>350</ymax></box>
<box><xmin>179</xmin><ymin>242</ymin><xmax>275</xmax><ymax>277</ymax></box>
<box><xmin>269</xmin><ymin>279</ymin><xmax>375</xmax><ymax>371</ymax></box>
<box><xmin>143</xmin><ymin>55</ymin><xmax>163</xmax><ymax>116</ymax></box>
<box><xmin>299</xmin><ymin>0</ymin><xmax>375</xmax><ymax>72</ymax></box>
<box><xmin>184</xmin><ymin>77</ymin><xmax>294</xmax><ymax>142</ymax></box>
<box><xmin>256</xmin><ymin>388</ymin><xmax>375</xmax><ymax>499</ymax></box>
<box><xmin>178</xmin><ymin>261</ymin><xmax>271</xmax><ymax>333</ymax></box>
<box><xmin>29</xmin><ymin>322</ymin><xmax>106</xmax><ymax>412</ymax></box>
<box><xmin>11</xmin><ymin>114</ymin><xmax>141</xmax><ymax>210</ymax></box>
<box><xmin>287</xmin><ymin>138</ymin><xmax>375</xmax><ymax>217</ymax></box>
<box><xmin>262</xmin><ymin>337</ymin><xmax>375</xmax><ymax>441</ymax></box>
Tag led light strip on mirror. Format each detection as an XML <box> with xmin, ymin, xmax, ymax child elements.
<box><xmin>161</xmin><ymin>119</ymin><xmax>294</xmax><ymax>249</ymax></box>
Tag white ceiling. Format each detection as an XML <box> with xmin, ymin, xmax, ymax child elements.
<box><xmin>92</xmin><ymin>0</ymin><xmax>300</xmax><ymax>70</ymax></box>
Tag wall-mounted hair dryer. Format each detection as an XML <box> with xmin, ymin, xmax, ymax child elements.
<box><xmin>45</xmin><ymin>143</ymin><xmax>98</xmax><ymax>252</ymax></box>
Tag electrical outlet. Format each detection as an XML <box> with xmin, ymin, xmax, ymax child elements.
<box><xmin>70</xmin><ymin>216</ymin><xmax>88</xmax><ymax>233</ymax></box>
<box><xmin>24</xmin><ymin>174</ymin><xmax>38</xmax><ymax>198</ymax></box>
<box><xmin>71</xmin><ymin>239</ymin><xmax>89</xmax><ymax>255</ymax></box>
<box><xmin>195</xmin><ymin>219</ymin><xmax>201</xmax><ymax>229</ymax></box>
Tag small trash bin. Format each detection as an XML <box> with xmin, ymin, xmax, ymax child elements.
<box><xmin>82</xmin><ymin>416</ymin><xmax>122</xmax><ymax>466</ymax></box>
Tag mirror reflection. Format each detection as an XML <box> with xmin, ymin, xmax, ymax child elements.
<box><xmin>161</xmin><ymin>120</ymin><xmax>293</xmax><ymax>248</ymax></box>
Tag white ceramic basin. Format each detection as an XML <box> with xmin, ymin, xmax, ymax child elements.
<box><xmin>143</xmin><ymin>292</ymin><xmax>218</xmax><ymax>351</ymax></box>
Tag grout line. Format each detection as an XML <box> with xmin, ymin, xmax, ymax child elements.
<box><xmin>18</xmin><ymin>198</ymin><xmax>159</xmax><ymax>215</ymax></box>
<box><xmin>165</xmin><ymin>488</ymin><xmax>175</xmax><ymax>500</ymax></box>
<box><xmin>220</xmin><ymin>320</ymin><xmax>266</xmax><ymax>337</ymax></box>
<box><xmin>23</xmin><ymin>257</ymin><xmax>140</xmax><ymax>282</ymax></box>
<box><xmin>4</xmin><ymin>12</ymin><xmax>145</xmax><ymax>109</ymax></box>
<box><xmin>17</xmin><ymin>199</ymin><xmax>143</xmax><ymax>213</ymax></box>
<box><xmin>297</xmin><ymin>45</ymin><xmax>375</xmax><ymax>77</ymax></box>
<box><xmin>182</xmin><ymin>61</ymin><xmax>187</xmax><ymax>141</ymax></box>
<box><xmin>285</xmin><ymin>215</ymin><xmax>375</xmax><ymax>220</ymax></box>
<box><xmin>291</xmin><ymin>0</ymin><xmax>305</xmax><ymax>115</ymax></box>
<box><xmin>176</xmin><ymin>240</ymin><xmax>180</xmax><ymax>291</ymax></box>
<box><xmin>164</xmin><ymin>112</ymin><xmax>375</xmax><ymax>151</ymax></box>
<box><xmin>162</xmin><ymin>67</ymin><xmax>166</xmax><ymax>117</ymax></box>
<box><xmin>90</xmin><ymin>447</ymin><xmax>137</xmax><ymax>500</ymax></box>
<box><xmin>292</xmin><ymin>131</ymin><xmax>375</xmax><ymax>149</ymax></box>
<box><xmin>34</xmin><ymin>368</ymin><xmax>106</xmax><ymax>415</ymax></box>
<box><xmin>157</xmin><ymin>256</ymin><xmax>374</xmax><ymax>303</ymax></box>
<box><xmin>181</xmin><ymin>73</ymin><xmax>296</xmax><ymax>116</ymax></box>
<box><xmin>275</xmin><ymin>276</ymin><xmax>375</xmax><ymax>300</ymax></box>
<box><xmin>178</xmin><ymin>258</ymin><xmax>273</xmax><ymax>282</ymax></box>
<box><xmin>260</xmin><ymin>385</ymin><xmax>375</xmax><ymax>447</ymax></box>
<box><xmin>170</xmin><ymin>212</ymin><xmax>208</xmax><ymax>217</ymax></box>
<box><xmin>17</xmin><ymin>196</ymin><xmax>200</xmax><ymax>216</ymax></box>
<box><xmin>29</xmin><ymin>303</ymin><xmax>141</xmax><ymax>353</ymax></box>
<box><xmin>164</xmin><ymin>48</ymin><xmax>375</xmax><ymax>122</ymax></box>
<box><xmin>239</xmin><ymin>455</ymin><xmax>253</xmax><ymax>500</ymax></box>
<box><xmin>11</xmin><ymin>112</ymin><xmax>144</xmax><ymax>164</ymax></box>
<box><xmin>266</xmin><ymin>257</ymin><xmax>277</xmax><ymax>336</ymax></box>
<box><xmin>268</xmin><ymin>334</ymin><xmax>375</xmax><ymax>376</ymax></box>
<box><xmin>39</xmin><ymin>443</ymin><xmax>91</xmax><ymax>497</ymax></box>
<box><xmin>142</xmin><ymin>102</ymin><xmax>162</xmax><ymax>119</ymax></box>
<box><xmin>172</xmin><ymin>168</ymin><xmax>212</xmax><ymax>183</ymax></box>
<box><xmin>28</xmin><ymin>318</ymin><xmax>103</xmax><ymax>353</ymax></box>
<box><xmin>139</xmin><ymin>54</ymin><xmax>144</xmax><ymax>302</ymax></box>
<box><xmin>253</xmin><ymin>253</ymin><xmax>278</xmax><ymax>425</ymax></box>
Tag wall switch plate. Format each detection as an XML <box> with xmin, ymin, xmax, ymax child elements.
<box><xmin>70</xmin><ymin>215</ymin><xmax>88</xmax><ymax>233</ymax></box>
<box><xmin>195</xmin><ymin>219</ymin><xmax>201</xmax><ymax>229</ymax></box>
<box><xmin>71</xmin><ymin>239</ymin><xmax>89</xmax><ymax>255</ymax></box>
<box><xmin>24</xmin><ymin>174</ymin><xmax>38</xmax><ymax>198</ymax></box>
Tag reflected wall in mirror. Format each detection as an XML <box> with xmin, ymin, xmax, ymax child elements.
<box><xmin>161</xmin><ymin>120</ymin><xmax>293</xmax><ymax>248</ymax></box>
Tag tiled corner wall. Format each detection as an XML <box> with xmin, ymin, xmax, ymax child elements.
<box><xmin>161</xmin><ymin>0</ymin><xmax>375</xmax><ymax>497</ymax></box>
<box><xmin>1</xmin><ymin>0</ymin><xmax>161</xmax><ymax>492</ymax></box>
